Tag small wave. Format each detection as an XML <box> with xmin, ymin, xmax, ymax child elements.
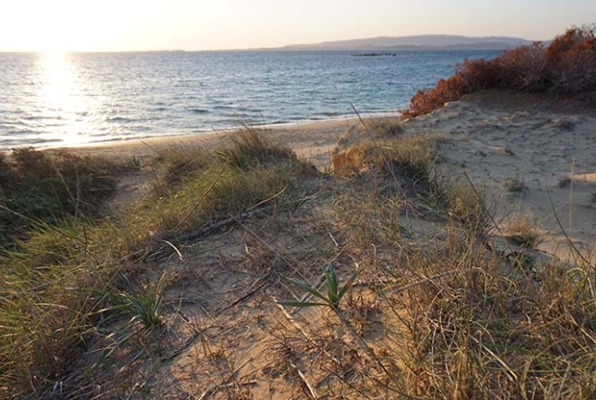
<box><xmin>0</xmin><ymin>137</ymin><xmax>62</xmax><ymax>148</ymax></box>
<box><xmin>190</xmin><ymin>108</ymin><xmax>209</xmax><ymax>114</ymax></box>
<box><xmin>8</xmin><ymin>129</ymin><xmax>38</xmax><ymax>135</ymax></box>
<box><xmin>319</xmin><ymin>111</ymin><xmax>344</xmax><ymax>117</ymax></box>
<box><xmin>106</xmin><ymin>116</ymin><xmax>134</xmax><ymax>122</ymax></box>
<box><xmin>237</xmin><ymin>107</ymin><xmax>262</xmax><ymax>113</ymax></box>
<box><xmin>22</xmin><ymin>115</ymin><xmax>44</xmax><ymax>121</ymax></box>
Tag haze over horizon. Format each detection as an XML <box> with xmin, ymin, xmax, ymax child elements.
<box><xmin>0</xmin><ymin>0</ymin><xmax>594</xmax><ymax>52</ymax></box>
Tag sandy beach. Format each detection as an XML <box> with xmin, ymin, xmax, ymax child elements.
<box><xmin>60</xmin><ymin>118</ymin><xmax>359</xmax><ymax>168</ymax></box>
<box><xmin>404</xmin><ymin>90</ymin><xmax>596</xmax><ymax>261</ymax></box>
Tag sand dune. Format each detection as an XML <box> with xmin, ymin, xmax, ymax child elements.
<box><xmin>404</xmin><ymin>91</ymin><xmax>596</xmax><ymax>261</ymax></box>
<box><xmin>62</xmin><ymin>91</ymin><xmax>595</xmax><ymax>261</ymax></box>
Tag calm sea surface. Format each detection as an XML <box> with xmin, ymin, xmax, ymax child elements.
<box><xmin>0</xmin><ymin>50</ymin><xmax>499</xmax><ymax>148</ymax></box>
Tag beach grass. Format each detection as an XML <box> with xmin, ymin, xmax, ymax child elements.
<box><xmin>0</xmin><ymin>128</ymin><xmax>316</xmax><ymax>398</ymax></box>
<box><xmin>3</xmin><ymin>122</ymin><xmax>596</xmax><ymax>398</ymax></box>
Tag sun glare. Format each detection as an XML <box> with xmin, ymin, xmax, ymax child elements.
<box><xmin>4</xmin><ymin>0</ymin><xmax>158</xmax><ymax>52</ymax></box>
<box><xmin>36</xmin><ymin>52</ymin><xmax>96</xmax><ymax>145</ymax></box>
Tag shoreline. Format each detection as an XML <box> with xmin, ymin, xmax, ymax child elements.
<box><xmin>52</xmin><ymin>116</ymin><xmax>369</xmax><ymax>168</ymax></box>
<box><xmin>5</xmin><ymin>112</ymin><xmax>401</xmax><ymax>154</ymax></box>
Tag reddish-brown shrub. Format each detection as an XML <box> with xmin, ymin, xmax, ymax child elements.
<box><xmin>545</xmin><ymin>26</ymin><xmax>596</xmax><ymax>92</ymax></box>
<box><xmin>493</xmin><ymin>42</ymin><xmax>549</xmax><ymax>91</ymax></box>
<box><xmin>402</xmin><ymin>25</ymin><xmax>596</xmax><ymax>119</ymax></box>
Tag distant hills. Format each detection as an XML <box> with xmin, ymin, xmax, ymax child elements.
<box><xmin>281</xmin><ymin>35</ymin><xmax>534</xmax><ymax>51</ymax></box>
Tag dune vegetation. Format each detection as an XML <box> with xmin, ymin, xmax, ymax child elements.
<box><xmin>1</xmin><ymin>121</ymin><xmax>594</xmax><ymax>399</ymax></box>
<box><xmin>0</xmin><ymin>130</ymin><xmax>316</xmax><ymax>398</ymax></box>
<box><xmin>402</xmin><ymin>25</ymin><xmax>596</xmax><ymax>119</ymax></box>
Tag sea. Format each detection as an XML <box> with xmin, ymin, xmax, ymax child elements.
<box><xmin>0</xmin><ymin>50</ymin><xmax>500</xmax><ymax>149</ymax></box>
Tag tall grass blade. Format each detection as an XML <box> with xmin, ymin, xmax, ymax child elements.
<box><xmin>288</xmin><ymin>278</ymin><xmax>329</xmax><ymax>304</ymax></box>
<box><xmin>337</xmin><ymin>270</ymin><xmax>359</xmax><ymax>300</ymax></box>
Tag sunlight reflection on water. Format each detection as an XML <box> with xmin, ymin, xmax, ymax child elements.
<box><xmin>0</xmin><ymin>50</ymin><xmax>501</xmax><ymax>149</ymax></box>
<box><xmin>37</xmin><ymin>52</ymin><xmax>95</xmax><ymax>146</ymax></box>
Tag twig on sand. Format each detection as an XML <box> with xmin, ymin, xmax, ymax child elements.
<box><xmin>160</xmin><ymin>308</ymin><xmax>203</xmax><ymax>362</ymax></box>
<box><xmin>291</xmin><ymin>361</ymin><xmax>319</xmax><ymax>399</ymax></box>
<box><xmin>197</xmin><ymin>359</ymin><xmax>252</xmax><ymax>400</ymax></box>
<box><xmin>273</xmin><ymin>298</ymin><xmax>340</xmax><ymax>366</ymax></box>
<box><xmin>215</xmin><ymin>274</ymin><xmax>270</xmax><ymax>314</ymax></box>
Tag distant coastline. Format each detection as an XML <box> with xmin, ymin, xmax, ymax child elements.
<box><xmin>0</xmin><ymin>35</ymin><xmax>535</xmax><ymax>54</ymax></box>
<box><xmin>278</xmin><ymin>34</ymin><xmax>534</xmax><ymax>52</ymax></box>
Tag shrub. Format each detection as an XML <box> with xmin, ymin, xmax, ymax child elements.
<box><xmin>503</xmin><ymin>175</ymin><xmax>526</xmax><ymax>193</ymax></box>
<box><xmin>402</xmin><ymin>25</ymin><xmax>596</xmax><ymax>119</ymax></box>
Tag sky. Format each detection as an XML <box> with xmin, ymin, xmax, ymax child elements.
<box><xmin>0</xmin><ymin>0</ymin><xmax>594</xmax><ymax>52</ymax></box>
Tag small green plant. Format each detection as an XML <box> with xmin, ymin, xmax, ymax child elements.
<box><xmin>278</xmin><ymin>264</ymin><xmax>358</xmax><ymax>310</ymax></box>
<box><xmin>98</xmin><ymin>273</ymin><xmax>165</xmax><ymax>329</ymax></box>
<box><xmin>118</xmin><ymin>283</ymin><xmax>164</xmax><ymax>329</ymax></box>
<box><xmin>124</xmin><ymin>155</ymin><xmax>142</xmax><ymax>171</ymax></box>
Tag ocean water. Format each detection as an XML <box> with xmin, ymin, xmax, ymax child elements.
<box><xmin>0</xmin><ymin>50</ymin><xmax>500</xmax><ymax>148</ymax></box>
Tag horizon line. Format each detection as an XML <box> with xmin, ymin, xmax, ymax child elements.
<box><xmin>0</xmin><ymin>32</ymin><xmax>549</xmax><ymax>54</ymax></box>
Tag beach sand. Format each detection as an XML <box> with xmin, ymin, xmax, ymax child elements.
<box><xmin>59</xmin><ymin>118</ymin><xmax>359</xmax><ymax>168</ymax></box>
<box><xmin>404</xmin><ymin>90</ymin><xmax>596</xmax><ymax>261</ymax></box>
<box><xmin>56</xmin><ymin>91</ymin><xmax>596</xmax><ymax>260</ymax></box>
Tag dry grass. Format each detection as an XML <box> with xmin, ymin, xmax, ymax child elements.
<box><xmin>368</xmin><ymin>118</ymin><xmax>405</xmax><ymax>138</ymax></box>
<box><xmin>2</xmin><ymin>127</ymin><xmax>595</xmax><ymax>399</ymax></box>
<box><xmin>0</xmin><ymin>127</ymin><xmax>317</xmax><ymax>398</ymax></box>
<box><xmin>503</xmin><ymin>175</ymin><xmax>527</xmax><ymax>193</ymax></box>
<box><xmin>503</xmin><ymin>211</ymin><xmax>544</xmax><ymax>249</ymax></box>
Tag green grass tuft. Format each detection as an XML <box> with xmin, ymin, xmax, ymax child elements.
<box><xmin>0</xmin><ymin>148</ymin><xmax>119</xmax><ymax>247</ymax></box>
